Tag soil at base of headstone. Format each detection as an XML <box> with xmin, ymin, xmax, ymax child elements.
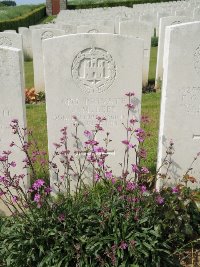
<box><xmin>142</xmin><ymin>81</ymin><xmax>156</xmax><ymax>93</ymax></box>
<box><xmin>179</xmin><ymin>249</ymin><xmax>200</xmax><ymax>267</ymax></box>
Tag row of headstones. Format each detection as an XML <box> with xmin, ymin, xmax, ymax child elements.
<box><xmin>0</xmin><ymin>0</ymin><xmax>199</xmax><ymax>92</ymax></box>
<box><xmin>54</xmin><ymin>1</ymin><xmax>200</xmax><ymax>31</ymax></box>
<box><xmin>1</xmin><ymin>20</ymin><xmax>200</xmax><ymax>215</ymax></box>
<box><xmin>0</xmin><ymin>16</ymin><xmax>195</xmax><ymax>92</ymax></box>
<box><xmin>0</xmin><ymin>21</ymin><xmax>152</xmax><ymax>91</ymax></box>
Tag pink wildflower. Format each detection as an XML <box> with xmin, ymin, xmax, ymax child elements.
<box><xmin>32</xmin><ymin>179</ymin><xmax>45</xmax><ymax>190</ymax></box>
<box><xmin>140</xmin><ymin>185</ymin><xmax>147</xmax><ymax>193</ymax></box>
<box><xmin>156</xmin><ymin>195</ymin><xmax>164</xmax><ymax>205</ymax></box>
<box><xmin>84</xmin><ymin>130</ymin><xmax>93</xmax><ymax>138</ymax></box>
<box><xmin>105</xmin><ymin>171</ymin><xmax>112</xmax><ymax>179</ymax></box>
<box><xmin>131</xmin><ymin>164</ymin><xmax>140</xmax><ymax>174</ymax></box>
<box><xmin>94</xmin><ymin>173</ymin><xmax>101</xmax><ymax>182</ymax></box>
<box><xmin>12</xmin><ymin>196</ymin><xmax>18</xmax><ymax>203</ymax></box>
<box><xmin>126</xmin><ymin>103</ymin><xmax>135</xmax><ymax>110</ymax></box>
<box><xmin>119</xmin><ymin>241</ymin><xmax>128</xmax><ymax>250</ymax></box>
<box><xmin>172</xmin><ymin>187</ymin><xmax>179</xmax><ymax>194</ymax></box>
<box><xmin>125</xmin><ymin>92</ymin><xmax>135</xmax><ymax>97</ymax></box>
<box><xmin>34</xmin><ymin>193</ymin><xmax>41</xmax><ymax>203</ymax></box>
<box><xmin>141</xmin><ymin>167</ymin><xmax>149</xmax><ymax>174</ymax></box>
<box><xmin>126</xmin><ymin>181</ymin><xmax>136</xmax><ymax>191</ymax></box>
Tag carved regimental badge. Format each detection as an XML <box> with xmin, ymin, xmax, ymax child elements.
<box><xmin>0</xmin><ymin>37</ymin><xmax>12</xmax><ymax>47</ymax></box>
<box><xmin>194</xmin><ymin>45</ymin><xmax>200</xmax><ymax>74</ymax></box>
<box><xmin>72</xmin><ymin>47</ymin><xmax>116</xmax><ymax>94</ymax></box>
<box><xmin>41</xmin><ymin>31</ymin><xmax>54</xmax><ymax>40</ymax></box>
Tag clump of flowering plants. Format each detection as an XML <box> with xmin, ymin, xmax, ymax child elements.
<box><xmin>0</xmin><ymin>92</ymin><xmax>199</xmax><ymax>267</ymax></box>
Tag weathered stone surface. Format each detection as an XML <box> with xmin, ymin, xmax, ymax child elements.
<box><xmin>157</xmin><ymin>21</ymin><xmax>200</xmax><ymax>189</ymax></box>
<box><xmin>155</xmin><ymin>16</ymin><xmax>192</xmax><ymax>88</ymax></box>
<box><xmin>0</xmin><ymin>47</ymin><xmax>28</xmax><ymax>215</ymax></box>
<box><xmin>0</xmin><ymin>32</ymin><xmax>22</xmax><ymax>51</ymax></box>
<box><xmin>119</xmin><ymin>20</ymin><xmax>152</xmax><ymax>86</ymax></box>
<box><xmin>18</xmin><ymin>27</ymin><xmax>33</xmax><ymax>60</ymax></box>
<box><xmin>32</xmin><ymin>28</ymin><xmax>65</xmax><ymax>92</ymax></box>
<box><xmin>77</xmin><ymin>24</ymin><xmax>114</xmax><ymax>33</ymax></box>
<box><xmin>43</xmin><ymin>34</ymin><xmax>143</xmax><ymax>192</ymax></box>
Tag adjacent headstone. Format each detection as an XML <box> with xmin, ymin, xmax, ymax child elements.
<box><xmin>0</xmin><ymin>46</ymin><xmax>28</xmax><ymax>215</ymax></box>
<box><xmin>0</xmin><ymin>32</ymin><xmax>23</xmax><ymax>51</ymax></box>
<box><xmin>55</xmin><ymin>22</ymin><xmax>77</xmax><ymax>33</ymax></box>
<box><xmin>4</xmin><ymin>30</ymin><xmax>17</xmax><ymax>33</ymax></box>
<box><xmin>32</xmin><ymin>28</ymin><xmax>65</xmax><ymax>92</ymax></box>
<box><xmin>140</xmin><ymin>13</ymin><xmax>157</xmax><ymax>28</ymax></box>
<box><xmin>157</xmin><ymin>21</ymin><xmax>200</xmax><ymax>189</ymax></box>
<box><xmin>119</xmin><ymin>20</ymin><xmax>152</xmax><ymax>86</ymax></box>
<box><xmin>155</xmin><ymin>16</ymin><xmax>192</xmax><ymax>88</ymax></box>
<box><xmin>43</xmin><ymin>34</ymin><xmax>143</xmax><ymax>192</ymax></box>
<box><xmin>18</xmin><ymin>27</ymin><xmax>33</xmax><ymax>60</ymax></box>
<box><xmin>77</xmin><ymin>24</ymin><xmax>114</xmax><ymax>33</ymax></box>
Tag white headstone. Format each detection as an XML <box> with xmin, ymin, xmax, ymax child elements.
<box><xmin>157</xmin><ymin>21</ymin><xmax>200</xmax><ymax>189</ymax></box>
<box><xmin>119</xmin><ymin>20</ymin><xmax>152</xmax><ymax>87</ymax></box>
<box><xmin>32</xmin><ymin>28</ymin><xmax>65</xmax><ymax>92</ymax></box>
<box><xmin>54</xmin><ymin>22</ymin><xmax>77</xmax><ymax>33</ymax></box>
<box><xmin>18</xmin><ymin>27</ymin><xmax>33</xmax><ymax>60</ymax></box>
<box><xmin>155</xmin><ymin>16</ymin><xmax>192</xmax><ymax>88</ymax></box>
<box><xmin>77</xmin><ymin>24</ymin><xmax>114</xmax><ymax>33</ymax></box>
<box><xmin>43</xmin><ymin>34</ymin><xmax>143</xmax><ymax>192</ymax></box>
<box><xmin>0</xmin><ymin>32</ymin><xmax>23</xmax><ymax>51</ymax></box>
<box><xmin>4</xmin><ymin>30</ymin><xmax>17</xmax><ymax>33</ymax></box>
<box><xmin>193</xmin><ymin>7</ymin><xmax>200</xmax><ymax>19</ymax></box>
<box><xmin>0</xmin><ymin>46</ymin><xmax>28</xmax><ymax>215</ymax></box>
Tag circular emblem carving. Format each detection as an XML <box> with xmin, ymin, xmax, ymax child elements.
<box><xmin>41</xmin><ymin>31</ymin><xmax>54</xmax><ymax>40</ymax></box>
<box><xmin>0</xmin><ymin>37</ymin><xmax>12</xmax><ymax>47</ymax></box>
<box><xmin>72</xmin><ymin>47</ymin><xmax>116</xmax><ymax>94</ymax></box>
<box><xmin>194</xmin><ymin>45</ymin><xmax>200</xmax><ymax>74</ymax></box>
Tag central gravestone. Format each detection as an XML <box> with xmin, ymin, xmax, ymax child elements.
<box><xmin>43</xmin><ymin>34</ymin><xmax>143</xmax><ymax>192</ymax></box>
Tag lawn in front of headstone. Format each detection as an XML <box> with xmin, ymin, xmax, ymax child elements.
<box><xmin>25</xmin><ymin>60</ymin><xmax>34</xmax><ymax>89</ymax></box>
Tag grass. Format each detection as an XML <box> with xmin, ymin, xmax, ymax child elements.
<box><xmin>141</xmin><ymin>93</ymin><xmax>160</xmax><ymax>172</ymax></box>
<box><xmin>26</xmin><ymin>104</ymin><xmax>47</xmax><ymax>154</ymax></box>
<box><xmin>149</xmin><ymin>47</ymin><xmax>157</xmax><ymax>82</ymax></box>
<box><xmin>25</xmin><ymin>46</ymin><xmax>160</xmax><ymax>173</ymax></box>
<box><xmin>38</xmin><ymin>15</ymin><xmax>57</xmax><ymax>24</ymax></box>
<box><xmin>24</xmin><ymin>60</ymin><xmax>34</xmax><ymax>89</ymax></box>
<box><xmin>0</xmin><ymin>4</ymin><xmax>43</xmax><ymax>22</ymax></box>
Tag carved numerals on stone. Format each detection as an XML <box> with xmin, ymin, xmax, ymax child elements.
<box><xmin>71</xmin><ymin>47</ymin><xmax>116</xmax><ymax>94</ymax></box>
